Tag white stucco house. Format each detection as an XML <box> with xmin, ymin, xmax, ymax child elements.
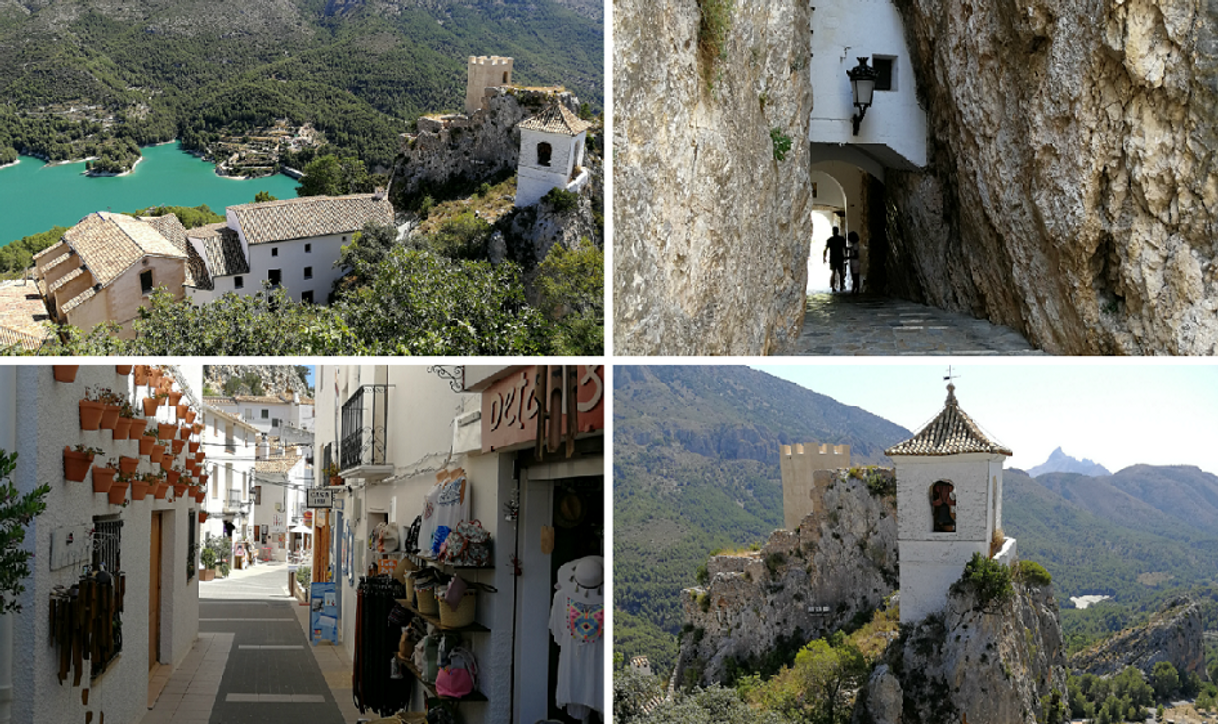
<box><xmin>186</xmin><ymin>193</ymin><xmax>395</xmax><ymax>305</ymax></box>
<box><xmin>197</xmin><ymin>404</ymin><xmax>259</xmax><ymax>547</ymax></box>
<box><xmin>0</xmin><ymin>365</ymin><xmax>206</xmax><ymax>724</ymax></box>
<box><xmin>514</xmin><ymin>104</ymin><xmax>593</xmax><ymax>207</ymax></box>
<box><xmin>886</xmin><ymin>383</ymin><xmax>1017</xmax><ymax>625</ymax></box>
<box><xmin>204</xmin><ymin>391</ymin><xmax>315</xmax><ymax>437</ymax></box>
<box><xmin>252</xmin><ymin>440</ymin><xmax>310</xmax><ymax>563</ymax></box>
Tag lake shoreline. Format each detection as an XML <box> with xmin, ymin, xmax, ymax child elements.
<box><xmin>85</xmin><ymin>156</ymin><xmax>144</xmax><ymax>178</ymax></box>
<box><xmin>0</xmin><ymin>159</ymin><xmax>18</xmax><ymax>170</ymax></box>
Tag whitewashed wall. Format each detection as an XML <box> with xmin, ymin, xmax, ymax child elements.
<box><xmin>807</xmin><ymin>0</ymin><xmax>928</xmax><ymax>168</ymax></box>
<box><xmin>516</xmin><ymin>129</ymin><xmax>587</xmax><ymax>207</ymax></box>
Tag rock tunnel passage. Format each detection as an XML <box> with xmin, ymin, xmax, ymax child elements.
<box><xmin>786</xmin><ymin>293</ymin><xmax>1044</xmax><ymax>355</ymax></box>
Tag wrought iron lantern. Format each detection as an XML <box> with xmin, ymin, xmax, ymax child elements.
<box><xmin>847</xmin><ymin>57</ymin><xmax>878</xmax><ymax>136</ymax></box>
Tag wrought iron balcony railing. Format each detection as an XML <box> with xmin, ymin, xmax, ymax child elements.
<box><xmin>340</xmin><ymin>384</ymin><xmax>390</xmax><ymax>473</ymax></box>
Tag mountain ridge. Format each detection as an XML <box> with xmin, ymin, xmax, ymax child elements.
<box><xmin>1027</xmin><ymin>446</ymin><xmax>1111</xmax><ymax>477</ymax></box>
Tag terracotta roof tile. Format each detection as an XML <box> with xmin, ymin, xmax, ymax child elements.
<box><xmin>184</xmin><ymin>244</ymin><xmax>212</xmax><ymax>290</ymax></box>
<box><xmin>885</xmin><ymin>385</ymin><xmax>1012</xmax><ymax>457</ymax></box>
<box><xmin>229</xmin><ymin>193</ymin><xmax>394</xmax><ymax>246</ymax></box>
<box><xmin>189</xmin><ymin>222</ymin><xmax>249</xmax><ymax>277</ymax></box>
<box><xmin>32</xmin><ymin>240</ymin><xmax>69</xmax><ymax>262</ymax></box>
<box><xmin>62</xmin><ymin>212</ymin><xmax>186</xmax><ymax>287</ymax></box>
<box><xmin>256</xmin><ymin>448</ymin><xmax>302</xmax><ymax>474</ymax></box>
<box><xmin>47</xmin><ymin>266</ymin><xmax>86</xmax><ymax>294</ymax></box>
<box><xmin>141</xmin><ymin>215</ymin><xmax>188</xmax><ymax>254</ymax></box>
<box><xmin>517</xmin><ymin>103</ymin><xmax>593</xmax><ymax>136</ymax></box>
<box><xmin>60</xmin><ymin>285</ymin><xmax>97</xmax><ymax>314</ymax></box>
<box><xmin>0</xmin><ymin>280</ymin><xmax>52</xmax><ymax>350</ymax></box>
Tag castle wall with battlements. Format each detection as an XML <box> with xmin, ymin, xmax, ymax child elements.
<box><xmin>779</xmin><ymin>442</ymin><xmax>850</xmax><ymax>530</ymax></box>
<box><xmin>466</xmin><ymin>56</ymin><xmax>514</xmax><ymax>115</ymax></box>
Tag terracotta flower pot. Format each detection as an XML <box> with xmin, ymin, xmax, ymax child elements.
<box><xmin>197</xmin><ymin>473</ymin><xmax>209</xmax><ymax>486</ymax></box>
<box><xmin>118</xmin><ymin>456</ymin><xmax>139</xmax><ymax>475</ymax></box>
<box><xmin>150</xmin><ymin>445</ymin><xmax>165</xmax><ymax>465</ymax></box>
<box><xmin>133</xmin><ymin>366</ymin><xmax>149</xmax><ymax>385</ymax></box>
<box><xmin>99</xmin><ymin>404</ymin><xmax>120</xmax><ymax>431</ymax></box>
<box><xmin>115</xmin><ymin>365</ymin><xmax>133</xmax><ymax>375</ymax></box>
<box><xmin>173</xmin><ymin>484</ymin><xmax>188</xmax><ymax>498</ymax></box>
<box><xmin>160</xmin><ymin>457</ymin><xmax>173</xmax><ymax>473</ymax></box>
<box><xmin>92</xmin><ymin>466</ymin><xmax>116</xmax><ymax>493</ymax></box>
<box><xmin>153</xmin><ymin>482</ymin><xmax>169</xmax><ymax>499</ymax></box>
<box><xmin>130</xmin><ymin>480</ymin><xmax>149</xmax><ymax>501</ymax></box>
<box><xmin>188</xmin><ymin>441</ymin><xmax>200</xmax><ymax>454</ymax></box>
<box><xmin>171</xmin><ymin>439</ymin><xmax>185</xmax><ymax>455</ymax></box>
<box><xmin>179</xmin><ymin>426</ymin><xmax>190</xmax><ymax>441</ymax></box>
<box><xmin>142</xmin><ymin>397</ymin><xmax>159</xmax><ymax>416</ymax></box>
<box><xmin>149</xmin><ymin>369</ymin><xmax>163</xmax><ymax>386</ymax></box>
<box><xmin>168</xmin><ymin>390</ymin><xmax>182</xmax><ymax>406</ymax></box>
<box><xmin>139</xmin><ymin>436</ymin><xmax>155</xmax><ymax>456</ymax></box>
<box><xmin>113</xmin><ymin>416</ymin><xmax>133</xmax><ymax>441</ymax></box>
<box><xmin>195</xmin><ymin>489</ymin><xmax>206</xmax><ymax>504</ymax></box>
<box><xmin>185</xmin><ymin>460</ymin><xmax>197</xmax><ymax>474</ymax></box>
<box><xmin>191</xmin><ymin>423</ymin><xmax>203</xmax><ymax>434</ymax></box>
<box><xmin>156</xmin><ymin>422</ymin><xmax>174</xmax><ymax>440</ymax></box>
<box><xmin>165</xmin><ymin>469</ymin><xmax>180</xmax><ymax>485</ymax></box>
<box><xmin>330</xmin><ymin>476</ymin><xmax>343</xmax><ymax>486</ymax></box>
<box><xmin>107</xmin><ymin>481</ymin><xmax>129</xmax><ymax>505</ymax></box>
<box><xmin>79</xmin><ymin>399</ymin><xmax>104</xmax><ymax>430</ymax></box>
<box><xmin>199</xmin><ymin>512</ymin><xmax>209</xmax><ymax>523</ymax></box>
<box><xmin>128</xmin><ymin>418</ymin><xmax>148</xmax><ymax>439</ymax></box>
<box><xmin>63</xmin><ymin>447</ymin><xmax>94</xmax><ymax>482</ymax></box>
<box><xmin>53</xmin><ymin>365</ymin><xmax>79</xmax><ymax>383</ymax></box>
<box><xmin>184</xmin><ymin>410</ymin><xmax>197</xmax><ymax>425</ymax></box>
<box><xmin>175</xmin><ymin>404</ymin><xmax>187</xmax><ymax>420</ymax></box>
<box><xmin>195</xmin><ymin>452</ymin><xmax>205</xmax><ymax>463</ymax></box>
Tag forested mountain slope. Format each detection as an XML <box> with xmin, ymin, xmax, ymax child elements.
<box><xmin>0</xmin><ymin>0</ymin><xmax>602</xmax><ymax>170</ymax></box>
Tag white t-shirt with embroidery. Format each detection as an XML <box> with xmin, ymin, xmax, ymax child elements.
<box><xmin>418</xmin><ymin>476</ymin><xmax>469</xmax><ymax>559</ymax></box>
<box><xmin>548</xmin><ymin>559</ymin><xmax>604</xmax><ymax>716</ymax></box>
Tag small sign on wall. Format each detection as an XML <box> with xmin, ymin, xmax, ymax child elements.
<box><xmin>307</xmin><ymin>489</ymin><xmax>334</xmax><ymax>508</ymax></box>
<box><xmin>49</xmin><ymin>524</ymin><xmax>89</xmax><ymax>571</ymax></box>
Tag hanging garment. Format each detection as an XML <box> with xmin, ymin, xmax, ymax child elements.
<box><xmin>354</xmin><ymin>575</ymin><xmax>411</xmax><ymax>716</ymax></box>
<box><xmin>549</xmin><ymin>555</ymin><xmax>605</xmax><ymax>716</ymax></box>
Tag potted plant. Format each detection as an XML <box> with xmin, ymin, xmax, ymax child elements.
<box><xmin>87</xmin><ymin>387</ymin><xmax>123</xmax><ymax>431</ymax></box>
<box><xmin>107</xmin><ymin>477</ymin><xmax>129</xmax><ymax>506</ymax></box>
<box><xmin>141</xmin><ymin>394</ymin><xmax>159</xmax><ymax>416</ymax></box>
<box><xmin>79</xmin><ymin>391</ymin><xmax>105</xmax><ymax>431</ymax></box>
<box><xmin>325</xmin><ymin>462</ymin><xmax>342</xmax><ymax>486</ymax></box>
<box><xmin>157</xmin><ymin>422</ymin><xmax>175</xmax><ymax>440</ymax></box>
<box><xmin>168</xmin><ymin>389</ymin><xmax>183</xmax><ymax>407</ymax></box>
<box><xmin>188</xmin><ymin>440</ymin><xmax>200</xmax><ymax>454</ymax></box>
<box><xmin>53</xmin><ymin>366</ymin><xmax>79</xmax><ymax>383</ymax></box>
<box><xmin>148</xmin><ymin>367</ymin><xmax>164</xmax><ymax>387</ymax></box>
<box><xmin>159</xmin><ymin>452</ymin><xmax>173</xmax><ymax>473</ymax></box>
<box><xmin>151</xmin><ymin>473</ymin><xmax>170</xmax><ymax>500</ymax></box>
<box><xmin>117</xmin><ymin>455</ymin><xmax>139</xmax><ymax>476</ymax></box>
<box><xmin>197</xmin><ymin>472</ymin><xmax>209</xmax><ymax>487</ymax></box>
<box><xmin>92</xmin><ymin>460</ymin><xmax>117</xmax><ymax>494</ymax></box>
<box><xmin>171</xmin><ymin>438</ymin><xmax>185</xmax><ymax>455</ymax></box>
<box><xmin>166</xmin><ymin>464</ymin><xmax>183</xmax><ymax>486</ymax></box>
<box><xmin>178</xmin><ymin>425</ymin><xmax>191</xmax><ymax>441</ymax></box>
<box><xmin>184</xmin><ymin>409</ymin><xmax>197</xmax><ymax>425</ymax></box>
<box><xmin>133</xmin><ymin>365</ymin><xmax>149</xmax><ymax>386</ymax></box>
<box><xmin>114</xmin><ymin>364</ymin><xmax>133</xmax><ymax>376</ymax></box>
<box><xmin>128</xmin><ymin>471</ymin><xmax>149</xmax><ymax>501</ymax></box>
<box><xmin>199</xmin><ymin>547</ymin><xmax>217</xmax><ymax>581</ymax></box>
<box><xmin>175</xmin><ymin>403</ymin><xmax>188</xmax><ymax>420</ymax></box>
<box><xmin>150</xmin><ymin>442</ymin><xmax>166</xmax><ymax>466</ymax></box>
<box><xmin>194</xmin><ymin>487</ymin><xmax>206</xmax><ymax>504</ymax></box>
<box><xmin>63</xmin><ymin>445</ymin><xmax>102</xmax><ymax>482</ymax></box>
<box><xmin>139</xmin><ymin>428</ymin><xmax>156</xmax><ymax>456</ymax></box>
<box><xmin>198</xmin><ymin>511</ymin><xmax>209</xmax><ymax>523</ymax></box>
<box><xmin>112</xmin><ymin>401</ymin><xmax>137</xmax><ymax>440</ymax></box>
<box><xmin>128</xmin><ymin>415</ymin><xmax>148</xmax><ymax>440</ymax></box>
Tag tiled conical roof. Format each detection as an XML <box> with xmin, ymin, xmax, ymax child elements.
<box><xmin>517</xmin><ymin>103</ymin><xmax>593</xmax><ymax>136</ymax></box>
<box><xmin>884</xmin><ymin>384</ymin><xmax>1012</xmax><ymax>456</ymax></box>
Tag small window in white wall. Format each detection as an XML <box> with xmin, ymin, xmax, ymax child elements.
<box><xmin>304</xmin><ymin>266</ymin><xmax>313</xmax><ymax>280</ymax></box>
<box><xmin>234</xmin><ymin>275</ymin><xmax>244</xmax><ymax>290</ymax></box>
<box><xmin>872</xmin><ymin>56</ymin><xmax>896</xmax><ymax>91</ymax></box>
<box><xmin>537</xmin><ymin>142</ymin><xmax>552</xmax><ymax>167</ymax></box>
<box><xmin>261</xmin><ymin>409</ymin><xmax>269</xmax><ymax>419</ymax></box>
<box><xmin>268</xmin><ymin>269</ymin><xmax>282</xmax><ymax>286</ymax></box>
<box><xmin>272</xmin><ymin>247</ymin><xmax>279</xmax><ymax>257</ymax></box>
<box><xmin>305</xmin><ymin>243</ymin><xmax>312</xmax><ymax>253</ymax></box>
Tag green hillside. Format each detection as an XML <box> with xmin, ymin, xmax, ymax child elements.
<box><xmin>0</xmin><ymin>0</ymin><xmax>602</xmax><ymax>171</ymax></box>
<box><xmin>613</xmin><ymin>365</ymin><xmax>913</xmax><ymax>676</ymax></box>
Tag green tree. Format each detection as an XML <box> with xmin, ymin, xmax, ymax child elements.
<box><xmin>335</xmin><ymin>221</ymin><xmax>400</xmax><ymax>275</ymax></box>
<box><xmin>1151</xmin><ymin>661</ymin><xmax>1180</xmax><ymax>700</ymax></box>
<box><xmin>421</xmin><ymin>212</ymin><xmax>493</xmax><ymax>260</ymax></box>
<box><xmin>297</xmin><ymin>155</ymin><xmax>371</xmax><ymax>197</ymax></box>
<box><xmin>953</xmin><ymin>551</ymin><xmax>1013</xmax><ymax>610</ymax></box>
<box><xmin>535</xmin><ymin>238</ymin><xmax>604</xmax><ymax>354</ymax></box>
<box><xmin>0</xmin><ymin>450</ymin><xmax>51</xmax><ymax>614</ymax></box>
<box><xmin>254</xmin><ymin>191</ymin><xmax>278</xmax><ymax>203</ymax></box>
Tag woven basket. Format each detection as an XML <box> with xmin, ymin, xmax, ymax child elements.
<box><xmin>438</xmin><ymin>590</ymin><xmax>478</xmax><ymax>628</ymax></box>
<box><xmin>403</xmin><ymin>576</ymin><xmax>415</xmax><ymax>605</ymax></box>
<box><xmin>416</xmin><ymin>587</ymin><xmax>439</xmax><ymax>616</ymax></box>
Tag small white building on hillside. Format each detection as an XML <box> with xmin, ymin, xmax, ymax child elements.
<box><xmin>187</xmin><ymin>193</ymin><xmax>394</xmax><ymax>305</ymax></box>
<box><xmin>886</xmin><ymin>383</ymin><xmax>1016</xmax><ymax>624</ymax></box>
<box><xmin>514</xmin><ymin>104</ymin><xmax>593</xmax><ymax>207</ymax></box>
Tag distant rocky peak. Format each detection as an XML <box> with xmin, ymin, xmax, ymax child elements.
<box><xmin>203</xmin><ymin>365</ymin><xmax>310</xmax><ymax>399</ymax></box>
<box><xmin>1028</xmin><ymin>447</ymin><xmax>1112</xmax><ymax>478</ymax></box>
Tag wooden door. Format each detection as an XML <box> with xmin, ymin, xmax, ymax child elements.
<box><xmin>149</xmin><ymin>512</ymin><xmax>162</xmax><ymax>670</ymax></box>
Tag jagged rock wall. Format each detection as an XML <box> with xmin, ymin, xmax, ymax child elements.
<box><xmin>1070</xmin><ymin>596</ymin><xmax>1211</xmax><ymax>680</ymax></box>
<box><xmin>613</xmin><ymin>0</ymin><xmax>814</xmax><ymax>354</ymax></box>
<box><xmin>674</xmin><ymin>473</ymin><xmax>898</xmax><ymax>683</ymax></box>
<box><xmin>203</xmin><ymin>365</ymin><xmax>310</xmax><ymax>397</ymax></box>
<box><xmin>394</xmin><ymin>88</ymin><xmax>585</xmax><ymax>200</ymax></box>
<box><xmin>859</xmin><ymin>581</ymin><xmax>1068</xmax><ymax>724</ymax></box>
<box><xmin>891</xmin><ymin>0</ymin><xmax>1218</xmax><ymax>354</ymax></box>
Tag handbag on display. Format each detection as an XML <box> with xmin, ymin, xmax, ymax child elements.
<box><xmin>405</xmin><ymin>515</ymin><xmax>422</xmax><ymax>554</ymax></box>
<box><xmin>439</xmin><ymin>520</ymin><xmax>492</xmax><ymax>567</ymax></box>
<box><xmin>434</xmin><ymin>646</ymin><xmax>478</xmax><ymax>698</ymax></box>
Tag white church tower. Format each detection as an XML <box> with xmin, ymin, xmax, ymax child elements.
<box><xmin>885</xmin><ymin>382</ymin><xmax>1017</xmax><ymax>624</ymax></box>
<box><xmin>514</xmin><ymin>103</ymin><xmax>593</xmax><ymax>207</ymax></box>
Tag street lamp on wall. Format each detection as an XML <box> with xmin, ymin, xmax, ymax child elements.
<box><xmin>847</xmin><ymin>57</ymin><xmax>878</xmax><ymax>136</ymax></box>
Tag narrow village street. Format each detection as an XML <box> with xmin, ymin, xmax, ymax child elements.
<box><xmin>141</xmin><ymin>562</ymin><xmax>359</xmax><ymax>724</ymax></box>
<box><xmin>788</xmin><ymin>293</ymin><xmax>1045</xmax><ymax>355</ymax></box>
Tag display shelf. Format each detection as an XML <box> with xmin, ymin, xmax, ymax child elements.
<box><xmin>404</xmin><ymin>552</ymin><xmax>494</xmax><ymax>572</ymax></box>
<box><xmin>395</xmin><ymin>654</ymin><xmax>487</xmax><ymax>702</ymax></box>
<box><xmin>395</xmin><ymin>598</ymin><xmax>490</xmax><ymax>633</ymax></box>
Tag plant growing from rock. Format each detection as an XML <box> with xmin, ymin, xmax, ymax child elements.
<box><xmin>952</xmin><ymin>551</ymin><xmax>1013</xmax><ymax>611</ymax></box>
<box><xmin>770</xmin><ymin>127</ymin><xmax>792</xmax><ymax>161</ymax></box>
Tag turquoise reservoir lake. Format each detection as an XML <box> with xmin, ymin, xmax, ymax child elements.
<box><xmin>0</xmin><ymin>142</ymin><xmax>300</xmax><ymax>245</ymax></box>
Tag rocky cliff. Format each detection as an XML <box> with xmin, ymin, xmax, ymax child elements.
<box><xmin>613</xmin><ymin>0</ymin><xmax>814</xmax><ymax>355</ymax></box>
<box><xmin>203</xmin><ymin>365</ymin><xmax>310</xmax><ymax>397</ymax></box>
<box><xmin>1070</xmin><ymin>596</ymin><xmax>1211</xmax><ymax>680</ymax></box>
<box><xmin>891</xmin><ymin>0</ymin><xmax>1218</xmax><ymax>354</ymax></box>
<box><xmin>674</xmin><ymin>471</ymin><xmax>898</xmax><ymax>683</ymax></box>
<box><xmin>859</xmin><ymin>579</ymin><xmax>1069</xmax><ymax>724</ymax></box>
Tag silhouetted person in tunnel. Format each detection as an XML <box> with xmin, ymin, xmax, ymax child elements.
<box><xmin>823</xmin><ymin>226</ymin><xmax>847</xmax><ymax>292</ymax></box>
<box><xmin>847</xmin><ymin>231</ymin><xmax>862</xmax><ymax>294</ymax></box>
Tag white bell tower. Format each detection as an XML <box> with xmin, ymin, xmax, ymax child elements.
<box><xmin>886</xmin><ymin>382</ymin><xmax>1015</xmax><ymax>624</ymax></box>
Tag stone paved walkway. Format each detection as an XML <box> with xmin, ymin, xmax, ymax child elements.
<box><xmin>785</xmin><ymin>293</ymin><xmax>1046</xmax><ymax>355</ymax></box>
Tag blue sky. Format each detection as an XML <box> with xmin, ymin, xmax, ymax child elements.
<box><xmin>752</xmin><ymin>362</ymin><xmax>1218</xmax><ymax>475</ymax></box>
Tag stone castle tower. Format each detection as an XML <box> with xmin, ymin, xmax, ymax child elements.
<box><xmin>885</xmin><ymin>383</ymin><xmax>1016</xmax><ymax>624</ymax></box>
<box><xmin>466</xmin><ymin>55</ymin><xmax>513</xmax><ymax>115</ymax></box>
<box><xmin>779</xmin><ymin>442</ymin><xmax>850</xmax><ymax>530</ymax></box>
